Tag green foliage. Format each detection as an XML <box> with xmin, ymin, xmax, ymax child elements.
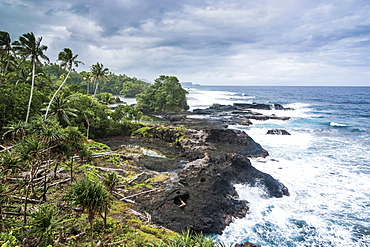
<box><xmin>27</xmin><ymin>204</ymin><xmax>66</xmax><ymax>247</ymax></box>
<box><xmin>120</xmin><ymin>77</ymin><xmax>150</xmax><ymax>97</ymax></box>
<box><xmin>84</xmin><ymin>141</ymin><xmax>111</xmax><ymax>153</ymax></box>
<box><xmin>96</xmin><ymin>92</ymin><xmax>116</xmax><ymax>105</ymax></box>
<box><xmin>65</xmin><ymin>176</ymin><xmax>111</xmax><ymax>246</ymax></box>
<box><xmin>90</xmin><ymin>62</ymin><xmax>109</xmax><ymax>104</ymax></box>
<box><xmin>0</xmin><ymin>231</ymin><xmax>20</xmax><ymax>247</ymax></box>
<box><xmin>133</xmin><ymin>125</ymin><xmax>187</xmax><ymax>143</ymax></box>
<box><xmin>133</xmin><ymin>126</ymin><xmax>155</xmax><ymax>138</ymax></box>
<box><xmin>111</xmin><ymin>104</ymin><xmax>144</xmax><ymax>122</ymax></box>
<box><xmin>65</xmin><ymin>177</ymin><xmax>109</xmax><ymax>214</ymax></box>
<box><xmin>0</xmin><ymin>83</ymin><xmax>45</xmax><ymax>130</ymax></box>
<box><xmin>102</xmin><ymin>172</ymin><xmax>121</xmax><ymax>192</ymax></box>
<box><xmin>136</xmin><ymin>75</ymin><xmax>189</xmax><ymax>112</ymax></box>
<box><xmin>44</xmin><ymin>48</ymin><xmax>83</xmax><ymax>120</ymax></box>
<box><xmin>149</xmin><ymin>228</ymin><xmax>225</xmax><ymax>247</ymax></box>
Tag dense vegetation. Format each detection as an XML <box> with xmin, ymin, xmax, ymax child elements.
<box><xmin>136</xmin><ymin>75</ymin><xmax>189</xmax><ymax>112</ymax></box>
<box><xmin>0</xmin><ymin>31</ymin><xmax>228</xmax><ymax>246</ymax></box>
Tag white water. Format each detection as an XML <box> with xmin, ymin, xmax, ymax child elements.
<box><xmin>186</xmin><ymin>87</ymin><xmax>370</xmax><ymax>246</ymax></box>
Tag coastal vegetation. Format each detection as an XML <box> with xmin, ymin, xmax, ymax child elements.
<box><xmin>0</xmin><ymin>30</ymin><xmax>229</xmax><ymax>246</ymax></box>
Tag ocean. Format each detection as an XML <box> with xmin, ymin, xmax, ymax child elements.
<box><xmin>186</xmin><ymin>86</ymin><xmax>370</xmax><ymax>247</ymax></box>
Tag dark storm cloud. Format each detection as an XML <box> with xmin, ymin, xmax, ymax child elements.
<box><xmin>1</xmin><ymin>0</ymin><xmax>370</xmax><ymax>85</ymax></box>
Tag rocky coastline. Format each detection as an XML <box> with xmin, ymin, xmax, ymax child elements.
<box><xmin>100</xmin><ymin>102</ymin><xmax>291</xmax><ymax>237</ymax></box>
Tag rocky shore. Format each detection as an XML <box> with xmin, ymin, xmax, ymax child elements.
<box><xmin>100</xmin><ymin>102</ymin><xmax>291</xmax><ymax>236</ymax></box>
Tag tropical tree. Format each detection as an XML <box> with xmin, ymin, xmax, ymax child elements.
<box><xmin>28</xmin><ymin>204</ymin><xmax>66</xmax><ymax>246</ymax></box>
<box><xmin>65</xmin><ymin>177</ymin><xmax>110</xmax><ymax>246</ymax></box>
<box><xmin>96</xmin><ymin>92</ymin><xmax>116</xmax><ymax>105</ymax></box>
<box><xmin>12</xmin><ymin>32</ymin><xmax>49</xmax><ymax>123</ymax></box>
<box><xmin>44</xmin><ymin>48</ymin><xmax>83</xmax><ymax>119</ymax></box>
<box><xmin>0</xmin><ymin>151</ymin><xmax>22</xmax><ymax>233</ymax></box>
<box><xmin>101</xmin><ymin>172</ymin><xmax>120</xmax><ymax>228</ymax></box>
<box><xmin>120</xmin><ymin>78</ymin><xmax>150</xmax><ymax>97</ymax></box>
<box><xmin>2</xmin><ymin>120</ymin><xmax>29</xmax><ymax>141</ymax></box>
<box><xmin>29</xmin><ymin>117</ymin><xmax>66</xmax><ymax>201</ymax></box>
<box><xmin>0</xmin><ymin>31</ymin><xmax>13</xmax><ymax>78</ymax></box>
<box><xmin>111</xmin><ymin>104</ymin><xmax>143</xmax><ymax>122</ymax></box>
<box><xmin>42</xmin><ymin>93</ymin><xmax>78</xmax><ymax>127</ymax></box>
<box><xmin>90</xmin><ymin>62</ymin><xmax>109</xmax><ymax>105</ymax></box>
<box><xmin>15</xmin><ymin>136</ymin><xmax>46</xmax><ymax>224</ymax></box>
<box><xmin>61</xmin><ymin>126</ymin><xmax>85</xmax><ymax>181</ymax></box>
<box><xmin>136</xmin><ymin>75</ymin><xmax>188</xmax><ymax>112</ymax></box>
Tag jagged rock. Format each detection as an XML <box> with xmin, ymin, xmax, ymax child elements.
<box><xmin>192</xmin><ymin>108</ymin><xmax>218</xmax><ymax>114</ymax></box>
<box><xmin>183</xmin><ymin>128</ymin><xmax>269</xmax><ymax>158</ymax></box>
<box><xmin>137</xmin><ymin>153</ymin><xmax>289</xmax><ymax>234</ymax></box>
<box><xmin>266</xmin><ymin>129</ymin><xmax>291</xmax><ymax>135</ymax></box>
<box><xmin>101</xmin><ymin>116</ymin><xmax>289</xmax><ymax>235</ymax></box>
<box><xmin>235</xmin><ymin>242</ymin><xmax>262</xmax><ymax>247</ymax></box>
<box><xmin>234</xmin><ymin>103</ymin><xmax>272</xmax><ymax>110</ymax></box>
<box><xmin>210</xmin><ymin>104</ymin><xmax>238</xmax><ymax>111</ymax></box>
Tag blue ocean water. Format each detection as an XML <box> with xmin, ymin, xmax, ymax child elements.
<box><xmin>186</xmin><ymin>86</ymin><xmax>370</xmax><ymax>247</ymax></box>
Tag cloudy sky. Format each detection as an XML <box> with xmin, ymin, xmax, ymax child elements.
<box><xmin>1</xmin><ymin>0</ymin><xmax>370</xmax><ymax>86</ymax></box>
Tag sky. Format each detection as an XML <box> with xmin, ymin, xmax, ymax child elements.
<box><xmin>1</xmin><ymin>0</ymin><xmax>370</xmax><ymax>86</ymax></box>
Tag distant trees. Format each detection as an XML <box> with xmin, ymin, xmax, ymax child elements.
<box><xmin>120</xmin><ymin>78</ymin><xmax>150</xmax><ymax>97</ymax></box>
<box><xmin>136</xmin><ymin>75</ymin><xmax>188</xmax><ymax>112</ymax></box>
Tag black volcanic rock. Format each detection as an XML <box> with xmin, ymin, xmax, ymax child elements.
<box><xmin>137</xmin><ymin>153</ymin><xmax>289</xmax><ymax>234</ymax></box>
<box><xmin>234</xmin><ymin>103</ymin><xmax>272</xmax><ymax>110</ymax></box>
<box><xmin>101</xmin><ymin>113</ymin><xmax>289</xmax><ymax>235</ymax></box>
<box><xmin>267</xmin><ymin>129</ymin><xmax>291</xmax><ymax>135</ymax></box>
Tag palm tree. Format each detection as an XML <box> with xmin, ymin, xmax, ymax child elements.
<box><xmin>2</xmin><ymin>120</ymin><xmax>29</xmax><ymax>141</ymax></box>
<box><xmin>29</xmin><ymin>118</ymin><xmax>65</xmax><ymax>201</ymax></box>
<box><xmin>15</xmin><ymin>136</ymin><xmax>46</xmax><ymax>224</ymax></box>
<box><xmin>65</xmin><ymin>177</ymin><xmax>110</xmax><ymax>246</ymax></box>
<box><xmin>28</xmin><ymin>204</ymin><xmax>66</xmax><ymax>246</ymax></box>
<box><xmin>12</xmin><ymin>32</ymin><xmax>49</xmax><ymax>123</ymax></box>
<box><xmin>0</xmin><ymin>150</ymin><xmax>22</xmax><ymax>233</ymax></box>
<box><xmin>42</xmin><ymin>93</ymin><xmax>78</xmax><ymax>127</ymax></box>
<box><xmin>96</xmin><ymin>92</ymin><xmax>116</xmax><ymax>105</ymax></box>
<box><xmin>44</xmin><ymin>48</ymin><xmax>83</xmax><ymax>119</ymax></box>
<box><xmin>0</xmin><ymin>31</ymin><xmax>12</xmax><ymax>77</ymax></box>
<box><xmin>90</xmin><ymin>62</ymin><xmax>109</xmax><ymax>106</ymax></box>
<box><xmin>61</xmin><ymin>126</ymin><xmax>85</xmax><ymax>181</ymax></box>
<box><xmin>101</xmin><ymin>172</ymin><xmax>119</xmax><ymax>228</ymax></box>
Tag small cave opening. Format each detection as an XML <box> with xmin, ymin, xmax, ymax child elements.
<box><xmin>174</xmin><ymin>193</ymin><xmax>189</xmax><ymax>208</ymax></box>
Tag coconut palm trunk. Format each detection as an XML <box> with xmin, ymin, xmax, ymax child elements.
<box><xmin>25</xmin><ymin>61</ymin><xmax>36</xmax><ymax>123</ymax></box>
<box><xmin>44</xmin><ymin>68</ymin><xmax>71</xmax><ymax>119</ymax></box>
<box><xmin>45</xmin><ymin>48</ymin><xmax>83</xmax><ymax>119</ymax></box>
<box><xmin>12</xmin><ymin>32</ymin><xmax>49</xmax><ymax>123</ymax></box>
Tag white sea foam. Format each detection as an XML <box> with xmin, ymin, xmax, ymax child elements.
<box><xmin>188</xmin><ymin>87</ymin><xmax>370</xmax><ymax>246</ymax></box>
<box><xmin>329</xmin><ymin>122</ymin><xmax>349</xmax><ymax>127</ymax></box>
<box><xmin>187</xmin><ymin>88</ymin><xmax>255</xmax><ymax>110</ymax></box>
<box><xmin>218</xmin><ymin>128</ymin><xmax>370</xmax><ymax>246</ymax></box>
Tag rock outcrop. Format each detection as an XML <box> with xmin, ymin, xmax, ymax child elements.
<box><xmin>102</xmin><ymin>111</ymin><xmax>290</xmax><ymax>235</ymax></box>
<box><xmin>182</xmin><ymin>128</ymin><xmax>269</xmax><ymax>158</ymax></box>
<box><xmin>266</xmin><ymin>129</ymin><xmax>291</xmax><ymax>135</ymax></box>
<box><xmin>137</xmin><ymin>153</ymin><xmax>289</xmax><ymax>234</ymax></box>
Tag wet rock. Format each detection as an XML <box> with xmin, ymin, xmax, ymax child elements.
<box><xmin>266</xmin><ymin>129</ymin><xmax>291</xmax><ymax>135</ymax></box>
<box><xmin>100</xmin><ymin>112</ymin><xmax>290</xmax><ymax>235</ymax></box>
<box><xmin>184</xmin><ymin>128</ymin><xmax>269</xmax><ymax>158</ymax></box>
<box><xmin>234</xmin><ymin>103</ymin><xmax>272</xmax><ymax>110</ymax></box>
<box><xmin>137</xmin><ymin>153</ymin><xmax>289</xmax><ymax>234</ymax></box>
<box><xmin>235</xmin><ymin>242</ymin><xmax>262</xmax><ymax>247</ymax></box>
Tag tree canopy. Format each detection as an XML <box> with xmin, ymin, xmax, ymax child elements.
<box><xmin>135</xmin><ymin>75</ymin><xmax>189</xmax><ymax>112</ymax></box>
